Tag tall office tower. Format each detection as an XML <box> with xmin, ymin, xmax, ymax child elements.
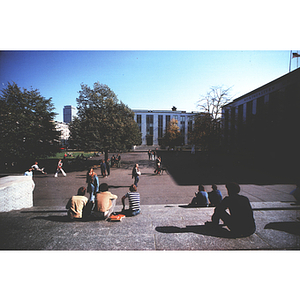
<box><xmin>63</xmin><ymin>105</ymin><xmax>77</xmax><ymax>123</ymax></box>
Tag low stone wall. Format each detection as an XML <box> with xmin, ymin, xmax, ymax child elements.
<box><xmin>0</xmin><ymin>176</ymin><xmax>34</xmax><ymax>212</ymax></box>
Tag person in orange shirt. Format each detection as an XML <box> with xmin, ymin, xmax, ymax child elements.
<box><xmin>92</xmin><ymin>183</ymin><xmax>118</xmax><ymax>220</ymax></box>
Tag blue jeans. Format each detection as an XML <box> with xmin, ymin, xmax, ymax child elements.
<box><xmin>134</xmin><ymin>176</ymin><xmax>139</xmax><ymax>187</ymax></box>
<box><xmin>89</xmin><ymin>184</ymin><xmax>95</xmax><ymax>202</ymax></box>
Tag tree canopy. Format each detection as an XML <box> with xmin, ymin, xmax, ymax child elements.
<box><xmin>189</xmin><ymin>113</ymin><xmax>221</xmax><ymax>151</ymax></box>
<box><xmin>161</xmin><ymin>118</ymin><xmax>182</xmax><ymax>148</ymax></box>
<box><xmin>197</xmin><ymin>86</ymin><xmax>232</xmax><ymax>120</ymax></box>
<box><xmin>69</xmin><ymin>82</ymin><xmax>141</xmax><ymax>152</ymax></box>
<box><xmin>0</xmin><ymin>82</ymin><xmax>59</xmax><ymax>164</ymax></box>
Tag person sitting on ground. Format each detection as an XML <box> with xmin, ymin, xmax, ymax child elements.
<box><xmin>92</xmin><ymin>183</ymin><xmax>118</xmax><ymax>220</ymax></box>
<box><xmin>121</xmin><ymin>184</ymin><xmax>141</xmax><ymax>216</ymax></box>
<box><xmin>206</xmin><ymin>182</ymin><xmax>256</xmax><ymax>237</ymax></box>
<box><xmin>66</xmin><ymin>187</ymin><xmax>88</xmax><ymax>220</ymax></box>
<box><xmin>24</xmin><ymin>168</ymin><xmax>33</xmax><ymax>176</ymax></box>
<box><xmin>208</xmin><ymin>184</ymin><xmax>223</xmax><ymax>206</ymax></box>
<box><xmin>188</xmin><ymin>185</ymin><xmax>209</xmax><ymax>207</ymax></box>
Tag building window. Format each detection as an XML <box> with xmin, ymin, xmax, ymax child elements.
<box><xmin>146</xmin><ymin>115</ymin><xmax>153</xmax><ymax>145</ymax></box>
<box><xmin>173</xmin><ymin>115</ymin><xmax>178</xmax><ymax>121</ymax></box>
<box><xmin>246</xmin><ymin>101</ymin><xmax>253</xmax><ymax>123</ymax></box>
<box><xmin>158</xmin><ymin>115</ymin><xmax>163</xmax><ymax>138</ymax></box>
<box><xmin>238</xmin><ymin>104</ymin><xmax>243</xmax><ymax>128</ymax></box>
<box><xmin>136</xmin><ymin>114</ymin><xmax>142</xmax><ymax>132</ymax></box>
<box><xmin>166</xmin><ymin>115</ymin><xmax>170</xmax><ymax>128</ymax></box>
<box><xmin>180</xmin><ymin>115</ymin><xmax>185</xmax><ymax>135</ymax></box>
<box><xmin>256</xmin><ymin>96</ymin><xmax>264</xmax><ymax>115</ymax></box>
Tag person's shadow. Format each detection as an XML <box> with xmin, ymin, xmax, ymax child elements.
<box><xmin>155</xmin><ymin>224</ymin><xmax>250</xmax><ymax>239</ymax></box>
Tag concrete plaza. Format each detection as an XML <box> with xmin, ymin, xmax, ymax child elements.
<box><xmin>0</xmin><ymin>151</ymin><xmax>299</xmax><ymax>250</ymax></box>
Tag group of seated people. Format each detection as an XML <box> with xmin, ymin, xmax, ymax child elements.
<box><xmin>188</xmin><ymin>184</ymin><xmax>222</xmax><ymax>207</ymax></box>
<box><xmin>66</xmin><ymin>183</ymin><xmax>141</xmax><ymax>221</ymax></box>
<box><xmin>188</xmin><ymin>183</ymin><xmax>256</xmax><ymax>237</ymax></box>
<box><xmin>66</xmin><ymin>181</ymin><xmax>256</xmax><ymax>238</ymax></box>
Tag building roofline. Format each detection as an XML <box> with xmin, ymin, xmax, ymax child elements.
<box><xmin>132</xmin><ymin>109</ymin><xmax>198</xmax><ymax>114</ymax></box>
<box><xmin>223</xmin><ymin>67</ymin><xmax>300</xmax><ymax>108</ymax></box>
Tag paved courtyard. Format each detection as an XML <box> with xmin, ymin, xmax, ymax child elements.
<box><xmin>0</xmin><ymin>151</ymin><xmax>299</xmax><ymax>250</ymax></box>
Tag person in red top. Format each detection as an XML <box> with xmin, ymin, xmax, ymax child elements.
<box><xmin>54</xmin><ymin>159</ymin><xmax>67</xmax><ymax>177</ymax></box>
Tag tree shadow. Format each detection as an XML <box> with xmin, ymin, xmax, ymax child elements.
<box><xmin>264</xmin><ymin>222</ymin><xmax>300</xmax><ymax>236</ymax></box>
<box><xmin>155</xmin><ymin>224</ymin><xmax>245</xmax><ymax>238</ymax></box>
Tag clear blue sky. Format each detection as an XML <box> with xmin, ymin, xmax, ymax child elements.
<box><xmin>1</xmin><ymin>50</ymin><xmax>298</xmax><ymax>122</ymax></box>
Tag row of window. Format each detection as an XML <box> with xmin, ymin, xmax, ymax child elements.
<box><xmin>136</xmin><ymin>114</ymin><xmax>194</xmax><ymax>138</ymax></box>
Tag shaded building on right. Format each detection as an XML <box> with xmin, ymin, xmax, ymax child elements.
<box><xmin>222</xmin><ymin>67</ymin><xmax>300</xmax><ymax>173</ymax></box>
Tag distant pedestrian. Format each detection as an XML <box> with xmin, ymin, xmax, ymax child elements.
<box><xmin>206</xmin><ymin>182</ymin><xmax>256</xmax><ymax>237</ymax></box>
<box><xmin>188</xmin><ymin>185</ymin><xmax>209</xmax><ymax>207</ymax></box>
<box><xmin>66</xmin><ymin>187</ymin><xmax>88</xmax><ymax>220</ymax></box>
<box><xmin>290</xmin><ymin>182</ymin><xmax>300</xmax><ymax>203</ymax></box>
<box><xmin>106</xmin><ymin>159</ymin><xmax>111</xmax><ymax>176</ymax></box>
<box><xmin>148</xmin><ymin>150</ymin><xmax>151</xmax><ymax>160</ymax></box>
<box><xmin>208</xmin><ymin>184</ymin><xmax>223</xmax><ymax>206</ymax></box>
<box><xmin>117</xmin><ymin>154</ymin><xmax>121</xmax><ymax>168</ymax></box>
<box><xmin>191</xmin><ymin>145</ymin><xmax>195</xmax><ymax>155</ymax></box>
<box><xmin>100</xmin><ymin>159</ymin><xmax>107</xmax><ymax>177</ymax></box>
<box><xmin>31</xmin><ymin>161</ymin><xmax>47</xmax><ymax>174</ymax></box>
<box><xmin>54</xmin><ymin>159</ymin><xmax>66</xmax><ymax>177</ymax></box>
<box><xmin>122</xmin><ymin>184</ymin><xmax>141</xmax><ymax>216</ymax></box>
<box><xmin>132</xmin><ymin>163</ymin><xmax>141</xmax><ymax>187</ymax></box>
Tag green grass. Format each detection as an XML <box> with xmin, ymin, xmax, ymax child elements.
<box><xmin>45</xmin><ymin>151</ymin><xmax>95</xmax><ymax>160</ymax></box>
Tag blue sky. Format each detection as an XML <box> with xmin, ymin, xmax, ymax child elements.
<box><xmin>1</xmin><ymin>50</ymin><xmax>298</xmax><ymax>122</ymax></box>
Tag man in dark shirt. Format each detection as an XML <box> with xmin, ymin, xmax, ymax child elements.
<box><xmin>207</xmin><ymin>182</ymin><xmax>256</xmax><ymax>237</ymax></box>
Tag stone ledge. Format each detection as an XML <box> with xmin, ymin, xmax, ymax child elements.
<box><xmin>0</xmin><ymin>176</ymin><xmax>34</xmax><ymax>212</ymax></box>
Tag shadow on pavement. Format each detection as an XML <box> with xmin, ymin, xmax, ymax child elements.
<box><xmin>158</xmin><ymin>150</ymin><xmax>297</xmax><ymax>186</ymax></box>
<box><xmin>32</xmin><ymin>215</ymin><xmax>71</xmax><ymax>222</ymax></box>
<box><xmin>155</xmin><ymin>224</ymin><xmax>240</xmax><ymax>239</ymax></box>
<box><xmin>264</xmin><ymin>222</ymin><xmax>300</xmax><ymax>236</ymax></box>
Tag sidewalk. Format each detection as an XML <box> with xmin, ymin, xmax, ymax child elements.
<box><xmin>0</xmin><ymin>151</ymin><xmax>299</xmax><ymax>250</ymax></box>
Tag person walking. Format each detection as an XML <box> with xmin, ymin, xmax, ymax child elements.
<box><xmin>100</xmin><ymin>159</ymin><xmax>107</xmax><ymax>178</ymax></box>
<box><xmin>54</xmin><ymin>159</ymin><xmax>66</xmax><ymax>177</ymax></box>
<box><xmin>132</xmin><ymin>163</ymin><xmax>141</xmax><ymax>187</ymax></box>
<box><xmin>86</xmin><ymin>167</ymin><xmax>99</xmax><ymax>203</ymax></box>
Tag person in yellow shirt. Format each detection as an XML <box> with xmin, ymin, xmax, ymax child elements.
<box><xmin>66</xmin><ymin>187</ymin><xmax>88</xmax><ymax>220</ymax></box>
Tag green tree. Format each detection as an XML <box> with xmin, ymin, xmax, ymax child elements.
<box><xmin>69</xmin><ymin>82</ymin><xmax>141</xmax><ymax>153</ymax></box>
<box><xmin>161</xmin><ymin>118</ymin><xmax>182</xmax><ymax>148</ymax></box>
<box><xmin>189</xmin><ymin>113</ymin><xmax>221</xmax><ymax>151</ymax></box>
<box><xmin>0</xmin><ymin>82</ymin><xmax>59</xmax><ymax>165</ymax></box>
